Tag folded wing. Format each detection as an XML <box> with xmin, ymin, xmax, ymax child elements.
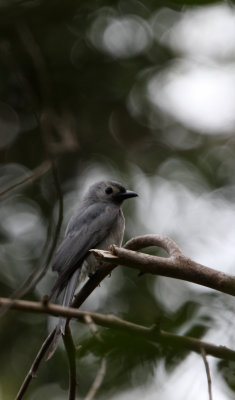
<box><xmin>50</xmin><ymin>202</ymin><xmax>119</xmax><ymax>298</ymax></box>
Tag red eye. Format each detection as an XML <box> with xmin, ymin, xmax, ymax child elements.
<box><xmin>105</xmin><ymin>187</ymin><xmax>113</xmax><ymax>194</ymax></box>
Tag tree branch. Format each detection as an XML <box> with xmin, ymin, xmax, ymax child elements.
<box><xmin>90</xmin><ymin>234</ymin><xmax>235</xmax><ymax>297</ymax></box>
<box><xmin>63</xmin><ymin>326</ymin><xmax>77</xmax><ymax>400</ymax></box>
<box><xmin>1</xmin><ymin>297</ymin><xmax>235</xmax><ymax>363</ymax></box>
<box><xmin>13</xmin><ymin>263</ymin><xmax>115</xmax><ymax>399</ymax></box>
<box><xmin>0</xmin><ymin>160</ymin><xmax>63</xmax><ymax>318</ymax></box>
<box><xmin>201</xmin><ymin>347</ymin><xmax>213</xmax><ymax>400</ymax></box>
<box><xmin>84</xmin><ymin>314</ymin><xmax>102</xmax><ymax>342</ymax></box>
<box><xmin>15</xmin><ymin>329</ymin><xmax>56</xmax><ymax>400</ymax></box>
<box><xmin>11</xmin><ymin>23</ymin><xmax>76</xmax><ymax>400</ymax></box>
<box><xmin>0</xmin><ymin>160</ymin><xmax>52</xmax><ymax>197</ymax></box>
<box><xmin>84</xmin><ymin>357</ymin><xmax>107</xmax><ymax>400</ymax></box>
<box><xmin>71</xmin><ymin>262</ymin><xmax>116</xmax><ymax>309</ymax></box>
<box><xmin>42</xmin><ymin>159</ymin><xmax>64</xmax><ymax>275</ymax></box>
<box><xmin>84</xmin><ymin>315</ymin><xmax>107</xmax><ymax>400</ymax></box>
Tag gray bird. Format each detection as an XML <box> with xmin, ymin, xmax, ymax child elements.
<box><xmin>46</xmin><ymin>180</ymin><xmax>137</xmax><ymax>358</ymax></box>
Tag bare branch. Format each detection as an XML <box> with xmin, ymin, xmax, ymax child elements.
<box><xmin>11</xmin><ymin>22</ymin><xmax>75</xmax><ymax>400</ymax></box>
<box><xmin>84</xmin><ymin>315</ymin><xmax>106</xmax><ymax>400</ymax></box>
<box><xmin>71</xmin><ymin>262</ymin><xmax>116</xmax><ymax>309</ymax></box>
<box><xmin>46</xmin><ymin>261</ymin><xmax>116</xmax><ymax>360</ymax></box>
<box><xmin>17</xmin><ymin>22</ymin><xmax>78</xmax><ymax>155</ymax></box>
<box><xmin>0</xmin><ymin>160</ymin><xmax>52</xmax><ymax>197</ymax></box>
<box><xmin>13</xmin><ymin>262</ymin><xmax>115</xmax><ymax>399</ymax></box>
<box><xmin>43</xmin><ymin>159</ymin><xmax>64</xmax><ymax>272</ymax></box>
<box><xmin>84</xmin><ymin>314</ymin><xmax>102</xmax><ymax>342</ymax></box>
<box><xmin>84</xmin><ymin>358</ymin><xmax>107</xmax><ymax>400</ymax></box>
<box><xmin>15</xmin><ymin>329</ymin><xmax>56</xmax><ymax>400</ymax></box>
<box><xmin>124</xmin><ymin>234</ymin><xmax>183</xmax><ymax>257</ymax></box>
<box><xmin>201</xmin><ymin>347</ymin><xmax>213</xmax><ymax>400</ymax></box>
<box><xmin>22</xmin><ymin>160</ymin><xmax>64</xmax><ymax>293</ymax></box>
<box><xmin>63</xmin><ymin>326</ymin><xmax>77</xmax><ymax>400</ymax></box>
<box><xmin>91</xmin><ymin>234</ymin><xmax>235</xmax><ymax>297</ymax></box>
<box><xmin>0</xmin><ymin>161</ymin><xmax>63</xmax><ymax>318</ymax></box>
<box><xmin>1</xmin><ymin>297</ymin><xmax>235</xmax><ymax>363</ymax></box>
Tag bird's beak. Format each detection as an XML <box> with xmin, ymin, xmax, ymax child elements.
<box><xmin>118</xmin><ymin>190</ymin><xmax>138</xmax><ymax>200</ymax></box>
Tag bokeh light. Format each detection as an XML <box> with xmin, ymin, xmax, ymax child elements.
<box><xmin>147</xmin><ymin>61</ymin><xmax>235</xmax><ymax>133</ymax></box>
<box><xmin>88</xmin><ymin>10</ymin><xmax>151</xmax><ymax>58</ymax></box>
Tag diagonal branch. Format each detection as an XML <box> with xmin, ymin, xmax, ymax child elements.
<box><xmin>0</xmin><ymin>160</ymin><xmax>52</xmax><ymax>197</ymax></box>
<box><xmin>15</xmin><ymin>329</ymin><xmax>56</xmax><ymax>400</ymax></box>
<box><xmin>0</xmin><ymin>161</ymin><xmax>63</xmax><ymax>318</ymax></box>
<box><xmin>71</xmin><ymin>262</ymin><xmax>116</xmax><ymax>309</ymax></box>
<box><xmin>84</xmin><ymin>314</ymin><xmax>107</xmax><ymax>400</ymax></box>
<box><xmin>13</xmin><ymin>263</ymin><xmax>115</xmax><ymax>399</ymax></box>
<box><xmin>84</xmin><ymin>357</ymin><xmax>107</xmax><ymax>400</ymax></box>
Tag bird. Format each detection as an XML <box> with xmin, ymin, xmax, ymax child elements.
<box><xmin>46</xmin><ymin>180</ymin><xmax>138</xmax><ymax>359</ymax></box>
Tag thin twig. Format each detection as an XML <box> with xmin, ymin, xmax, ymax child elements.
<box><xmin>201</xmin><ymin>347</ymin><xmax>213</xmax><ymax>400</ymax></box>
<box><xmin>17</xmin><ymin>23</ymin><xmax>78</xmax><ymax>155</ymax></box>
<box><xmin>84</xmin><ymin>314</ymin><xmax>102</xmax><ymax>341</ymax></box>
<box><xmin>84</xmin><ymin>358</ymin><xmax>107</xmax><ymax>400</ymax></box>
<box><xmin>84</xmin><ymin>315</ymin><xmax>106</xmax><ymax>400</ymax></box>
<box><xmin>63</xmin><ymin>326</ymin><xmax>77</xmax><ymax>400</ymax></box>
<box><xmin>15</xmin><ymin>329</ymin><xmax>56</xmax><ymax>400</ymax></box>
<box><xmin>12</xmin><ymin>22</ymin><xmax>73</xmax><ymax>400</ymax></box>
<box><xmin>0</xmin><ymin>160</ymin><xmax>52</xmax><ymax>197</ymax></box>
<box><xmin>24</xmin><ymin>159</ymin><xmax>63</xmax><ymax>290</ymax></box>
<box><xmin>42</xmin><ymin>159</ymin><xmax>63</xmax><ymax>272</ymax></box>
<box><xmin>2</xmin><ymin>297</ymin><xmax>235</xmax><ymax>363</ymax></box>
<box><xmin>17</xmin><ymin>22</ymin><xmax>51</xmax><ymax>106</ymax></box>
<box><xmin>0</xmin><ymin>161</ymin><xmax>63</xmax><ymax>317</ymax></box>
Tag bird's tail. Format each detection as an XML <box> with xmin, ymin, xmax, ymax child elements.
<box><xmin>45</xmin><ymin>268</ymin><xmax>80</xmax><ymax>360</ymax></box>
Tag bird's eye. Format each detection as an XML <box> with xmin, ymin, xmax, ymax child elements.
<box><xmin>105</xmin><ymin>187</ymin><xmax>113</xmax><ymax>194</ymax></box>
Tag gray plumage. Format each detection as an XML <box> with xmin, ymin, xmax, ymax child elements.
<box><xmin>46</xmin><ymin>180</ymin><xmax>137</xmax><ymax>359</ymax></box>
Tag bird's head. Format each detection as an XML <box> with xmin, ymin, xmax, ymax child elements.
<box><xmin>84</xmin><ymin>180</ymin><xmax>138</xmax><ymax>206</ymax></box>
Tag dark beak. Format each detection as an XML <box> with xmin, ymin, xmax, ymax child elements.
<box><xmin>116</xmin><ymin>190</ymin><xmax>138</xmax><ymax>201</ymax></box>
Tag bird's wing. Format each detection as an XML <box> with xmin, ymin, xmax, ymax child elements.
<box><xmin>50</xmin><ymin>202</ymin><xmax>119</xmax><ymax>297</ymax></box>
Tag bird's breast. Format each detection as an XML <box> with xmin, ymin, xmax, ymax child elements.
<box><xmin>79</xmin><ymin>209</ymin><xmax>125</xmax><ymax>281</ymax></box>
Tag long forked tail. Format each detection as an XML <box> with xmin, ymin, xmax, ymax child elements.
<box><xmin>45</xmin><ymin>268</ymin><xmax>80</xmax><ymax>360</ymax></box>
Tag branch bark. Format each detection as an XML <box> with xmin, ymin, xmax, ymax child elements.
<box><xmin>13</xmin><ymin>261</ymin><xmax>115</xmax><ymax>400</ymax></box>
<box><xmin>0</xmin><ymin>160</ymin><xmax>63</xmax><ymax>318</ymax></box>
<box><xmin>84</xmin><ymin>357</ymin><xmax>106</xmax><ymax>400</ymax></box>
<box><xmin>15</xmin><ymin>330</ymin><xmax>56</xmax><ymax>400</ymax></box>
<box><xmin>90</xmin><ymin>234</ymin><xmax>235</xmax><ymax>297</ymax></box>
<box><xmin>84</xmin><ymin>315</ymin><xmax>107</xmax><ymax>400</ymax></box>
<box><xmin>1</xmin><ymin>297</ymin><xmax>235</xmax><ymax>363</ymax></box>
<box><xmin>201</xmin><ymin>347</ymin><xmax>213</xmax><ymax>400</ymax></box>
<box><xmin>0</xmin><ymin>160</ymin><xmax>51</xmax><ymax>197</ymax></box>
<box><xmin>63</xmin><ymin>326</ymin><xmax>77</xmax><ymax>400</ymax></box>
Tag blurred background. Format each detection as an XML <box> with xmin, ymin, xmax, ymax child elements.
<box><xmin>1</xmin><ymin>0</ymin><xmax>235</xmax><ymax>399</ymax></box>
